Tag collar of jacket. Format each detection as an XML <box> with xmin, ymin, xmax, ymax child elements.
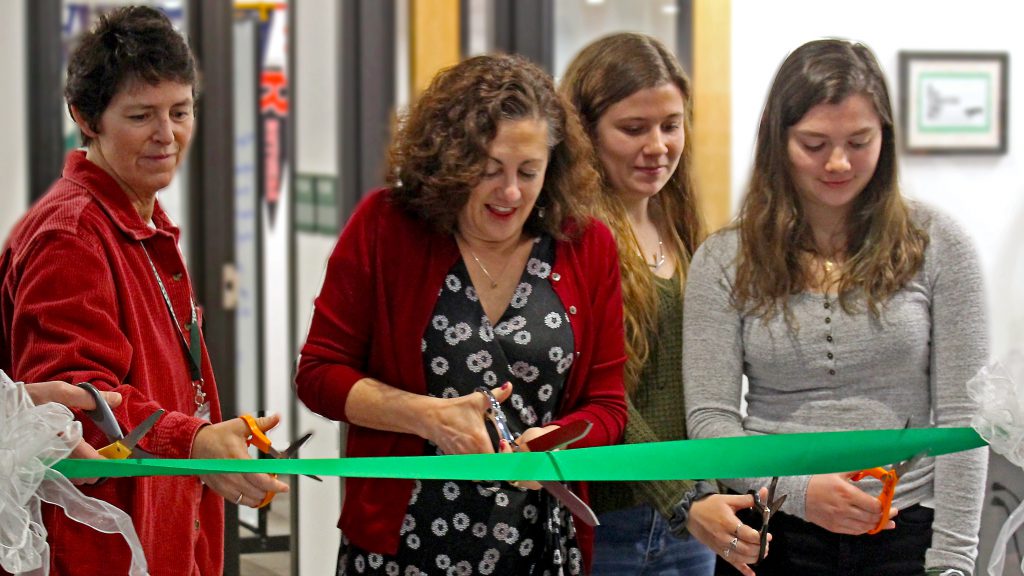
<box><xmin>62</xmin><ymin>149</ymin><xmax>181</xmax><ymax>243</ymax></box>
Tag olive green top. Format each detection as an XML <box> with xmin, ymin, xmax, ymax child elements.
<box><xmin>589</xmin><ymin>272</ymin><xmax>696</xmax><ymax>518</ymax></box>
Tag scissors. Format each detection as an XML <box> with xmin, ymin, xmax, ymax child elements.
<box><xmin>240</xmin><ymin>413</ymin><xmax>321</xmax><ymax>508</ymax></box>
<box><xmin>77</xmin><ymin>382</ymin><xmax>164</xmax><ymax>459</ymax></box>
<box><xmin>748</xmin><ymin>476</ymin><xmax>787</xmax><ymax>565</ymax></box>
<box><xmin>476</xmin><ymin>387</ymin><xmax>600</xmax><ymax>527</ymax></box>
<box><xmin>851</xmin><ymin>451</ymin><xmax>926</xmax><ymax>534</ymax></box>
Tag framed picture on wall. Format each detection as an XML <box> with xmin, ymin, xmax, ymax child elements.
<box><xmin>899</xmin><ymin>51</ymin><xmax>1009</xmax><ymax>155</ymax></box>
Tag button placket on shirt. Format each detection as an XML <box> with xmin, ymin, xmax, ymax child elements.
<box><xmin>824</xmin><ymin>298</ymin><xmax>836</xmax><ymax>376</ymax></box>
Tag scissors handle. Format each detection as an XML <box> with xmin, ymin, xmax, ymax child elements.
<box><xmin>850</xmin><ymin>466</ymin><xmax>887</xmax><ymax>482</ymax></box>
<box><xmin>239</xmin><ymin>414</ymin><xmax>277</xmax><ymax>508</ymax></box>
<box><xmin>851</xmin><ymin>467</ymin><xmax>898</xmax><ymax>534</ymax></box>
<box><xmin>98</xmin><ymin>440</ymin><xmax>134</xmax><ymax>459</ymax></box>
<box><xmin>241</xmin><ymin>414</ymin><xmax>273</xmax><ymax>453</ymax></box>
<box><xmin>76</xmin><ymin>382</ymin><xmax>124</xmax><ymax>440</ymax></box>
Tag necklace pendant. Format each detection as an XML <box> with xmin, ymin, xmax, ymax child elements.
<box><xmin>646</xmin><ymin>239</ymin><xmax>666</xmax><ymax>270</ymax></box>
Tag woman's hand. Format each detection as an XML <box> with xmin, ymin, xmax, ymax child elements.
<box><xmin>192</xmin><ymin>414</ymin><xmax>290</xmax><ymax>508</ymax></box>
<box><xmin>25</xmin><ymin>380</ymin><xmax>122</xmax><ymax>411</ymax></box>
<box><xmin>495</xmin><ymin>424</ymin><xmax>558</xmax><ymax>491</ymax></box>
<box><xmin>25</xmin><ymin>381</ymin><xmax>123</xmax><ymax>485</ymax></box>
<box><xmin>805</xmin><ymin>472</ymin><xmax>897</xmax><ymax>534</ymax></box>
<box><xmin>688</xmin><ymin>489</ymin><xmax>768</xmax><ymax>576</ymax></box>
<box><xmin>422</xmin><ymin>383</ymin><xmax>513</xmax><ymax>455</ymax></box>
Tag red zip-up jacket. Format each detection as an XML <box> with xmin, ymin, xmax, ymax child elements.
<box><xmin>1</xmin><ymin>151</ymin><xmax>224</xmax><ymax>575</ymax></box>
<box><xmin>295</xmin><ymin>188</ymin><xmax>628</xmax><ymax>567</ymax></box>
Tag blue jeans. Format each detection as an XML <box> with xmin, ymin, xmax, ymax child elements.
<box><xmin>592</xmin><ymin>504</ymin><xmax>716</xmax><ymax>576</ymax></box>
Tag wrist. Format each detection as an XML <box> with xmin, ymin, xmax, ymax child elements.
<box><xmin>416</xmin><ymin>395</ymin><xmax>446</xmax><ymax>441</ymax></box>
<box><xmin>668</xmin><ymin>480</ymin><xmax>717</xmax><ymax>538</ymax></box>
<box><xmin>925</xmin><ymin>568</ymin><xmax>968</xmax><ymax>576</ymax></box>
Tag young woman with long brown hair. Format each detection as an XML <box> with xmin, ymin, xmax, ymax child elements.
<box><xmin>684</xmin><ymin>39</ymin><xmax>988</xmax><ymax>576</ymax></box>
<box><xmin>562</xmin><ymin>32</ymin><xmax>766</xmax><ymax>576</ymax></box>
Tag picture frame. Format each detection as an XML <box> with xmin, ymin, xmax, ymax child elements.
<box><xmin>899</xmin><ymin>51</ymin><xmax>1009</xmax><ymax>155</ymax></box>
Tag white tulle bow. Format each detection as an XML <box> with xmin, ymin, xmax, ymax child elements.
<box><xmin>0</xmin><ymin>371</ymin><xmax>148</xmax><ymax>575</ymax></box>
<box><xmin>967</xmin><ymin>351</ymin><xmax>1024</xmax><ymax>576</ymax></box>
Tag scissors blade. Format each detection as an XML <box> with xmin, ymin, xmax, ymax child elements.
<box><xmin>521</xmin><ymin>420</ymin><xmax>592</xmax><ymax>452</ymax></box>
<box><xmin>277</xmin><ymin>432</ymin><xmax>313</xmax><ymax>459</ymax></box>
<box><xmin>770</xmin><ymin>493</ymin><xmax>788</xmax><ymax>515</ymax></box>
<box><xmin>894</xmin><ymin>451</ymin><xmax>926</xmax><ymax>477</ymax></box>
<box><xmin>767</xmin><ymin>476</ymin><xmax>779</xmax><ymax>498</ymax></box>
<box><xmin>270</xmin><ymin>432</ymin><xmax>322</xmax><ymax>482</ymax></box>
<box><xmin>539</xmin><ymin>480</ymin><xmax>600</xmax><ymax>527</ymax></box>
<box><xmin>119</xmin><ymin>409</ymin><xmax>165</xmax><ymax>453</ymax></box>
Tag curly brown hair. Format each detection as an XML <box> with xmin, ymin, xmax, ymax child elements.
<box><xmin>561</xmin><ymin>33</ymin><xmax>705</xmax><ymax>393</ymax></box>
<box><xmin>733</xmin><ymin>39</ymin><xmax>927</xmax><ymax>321</ymax></box>
<box><xmin>387</xmin><ymin>54</ymin><xmax>601</xmax><ymax>239</ymax></box>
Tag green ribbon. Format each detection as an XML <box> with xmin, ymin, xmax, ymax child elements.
<box><xmin>54</xmin><ymin>427</ymin><xmax>986</xmax><ymax>481</ymax></box>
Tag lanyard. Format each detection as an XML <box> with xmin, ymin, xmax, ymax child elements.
<box><xmin>140</xmin><ymin>243</ymin><xmax>207</xmax><ymax>411</ymax></box>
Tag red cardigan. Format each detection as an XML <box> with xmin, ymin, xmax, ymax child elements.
<box><xmin>296</xmin><ymin>188</ymin><xmax>627</xmax><ymax>562</ymax></box>
<box><xmin>1</xmin><ymin>151</ymin><xmax>224</xmax><ymax>576</ymax></box>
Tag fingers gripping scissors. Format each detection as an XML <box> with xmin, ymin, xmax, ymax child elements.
<box><xmin>76</xmin><ymin>382</ymin><xmax>163</xmax><ymax>459</ymax></box>
<box><xmin>748</xmin><ymin>476</ymin><xmax>787</xmax><ymax>565</ymax></box>
<box><xmin>476</xmin><ymin>387</ymin><xmax>600</xmax><ymax>527</ymax></box>
<box><xmin>240</xmin><ymin>413</ymin><xmax>320</xmax><ymax>508</ymax></box>
<box><xmin>851</xmin><ymin>451</ymin><xmax>926</xmax><ymax>534</ymax></box>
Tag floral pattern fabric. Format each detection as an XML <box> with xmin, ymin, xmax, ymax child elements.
<box><xmin>338</xmin><ymin>235</ymin><xmax>580</xmax><ymax>576</ymax></box>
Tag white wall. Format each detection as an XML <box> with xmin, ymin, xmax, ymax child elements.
<box><xmin>731</xmin><ymin>0</ymin><xmax>1024</xmax><ymax>359</ymax></box>
<box><xmin>293</xmin><ymin>1</ymin><xmax>342</xmax><ymax>574</ymax></box>
<box><xmin>0</xmin><ymin>1</ymin><xmax>27</xmax><ymax>241</ymax></box>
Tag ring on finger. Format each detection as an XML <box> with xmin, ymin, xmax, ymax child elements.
<box><xmin>729</xmin><ymin>536</ymin><xmax>739</xmax><ymax>550</ymax></box>
<box><xmin>734</xmin><ymin>522</ymin><xmax>742</xmax><ymax>537</ymax></box>
<box><xmin>722</xmin><ymin>547</ymin><xmax>732</xmax><ymax>559</ymax></box>
<box><xmin>235</xmin><ymin>492</ymin><xmax>243</xmax><ymax>505</ymax></box>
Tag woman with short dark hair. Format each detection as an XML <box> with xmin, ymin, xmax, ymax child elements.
<box><xmin>1</xmin><ymin>7</ymin><xmax>286</xmax><ymax>574</ymax></box>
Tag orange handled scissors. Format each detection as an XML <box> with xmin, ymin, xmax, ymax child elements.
<box><xmin>850</xmin><ymin>451</ymin><xmax>926</xmax><ymax>534</ymax></box>
<box><xmin>240</xmin><ymin>414</ymin><xmax>320</xmax><ymax>508</ymax></box>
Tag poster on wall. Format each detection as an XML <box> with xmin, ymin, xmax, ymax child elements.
<box><xmin>236</xmin><ymin>1</ymin><xmax>289</xmax><ymax>229</ymax></box>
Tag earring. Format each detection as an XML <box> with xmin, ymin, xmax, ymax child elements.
<box><xmin>537</xmin><ymin>206</ymin><xmax>546</xmax><ymax>219</ymax></box>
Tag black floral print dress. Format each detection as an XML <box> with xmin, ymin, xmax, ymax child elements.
<box><xmin>338</xmin><ymin>235</ymin><xmax>582</xmax><ymax>576</ymax></box>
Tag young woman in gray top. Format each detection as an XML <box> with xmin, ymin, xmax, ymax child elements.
<box><xmin>683</xmin><ymin>39</ymin><xmax>988</xmax><ymax>576</ymax></box>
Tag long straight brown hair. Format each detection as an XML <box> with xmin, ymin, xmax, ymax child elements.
<box><xmin>561</xmin><ymin>33</ymin><xmax>706</xmax><ymax>394</ymax></box>
<box><xmin>733</xmin><ymin>39</ymin><xmax>926</xmax><ymax>321</ymax></box>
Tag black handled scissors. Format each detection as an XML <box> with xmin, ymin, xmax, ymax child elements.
<box><xmin>476</xmin><ymin>387</ymin><xmax>600</xmax><ymax>527</ymax></box>
<box><xmin>76</xmin><ymin>382</ymin><xmax>163</xmax><ymax>459</ymax></box>
<box><xmin>748</xmin><ymin>476</ymin><xmax>787</xmax><ymax>565</ymax></box>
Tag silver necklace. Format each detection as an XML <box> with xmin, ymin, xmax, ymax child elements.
<box><xmin>457</xmin><ymin>235</ymin><xmax>507</xmax><ymax>289</ymax></box>
<box><xmin>469</xmin><ymin>249</ymin><xmax>500</xmax><ymax>288</ymax></box>
<box><xmin>646</xmin><ymin>240</ymin><xmax>666</xmax><ymax>270</ymax></box>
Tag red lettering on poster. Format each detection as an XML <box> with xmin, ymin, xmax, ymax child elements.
<box><xmin>265</xmin><ymin>117</ymin><xmax>280</xmax><ymax>204</ymax></box>
<box><xmin>260</xmin><ymin>70</ymin><xmax>289</xmax><ymax>116</ymax></box>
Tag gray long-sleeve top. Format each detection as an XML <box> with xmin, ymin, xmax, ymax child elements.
<box><xmin>683</xmin><ymin>203</ymin><xmax>989</xmax><ymax>573</ymax></box>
